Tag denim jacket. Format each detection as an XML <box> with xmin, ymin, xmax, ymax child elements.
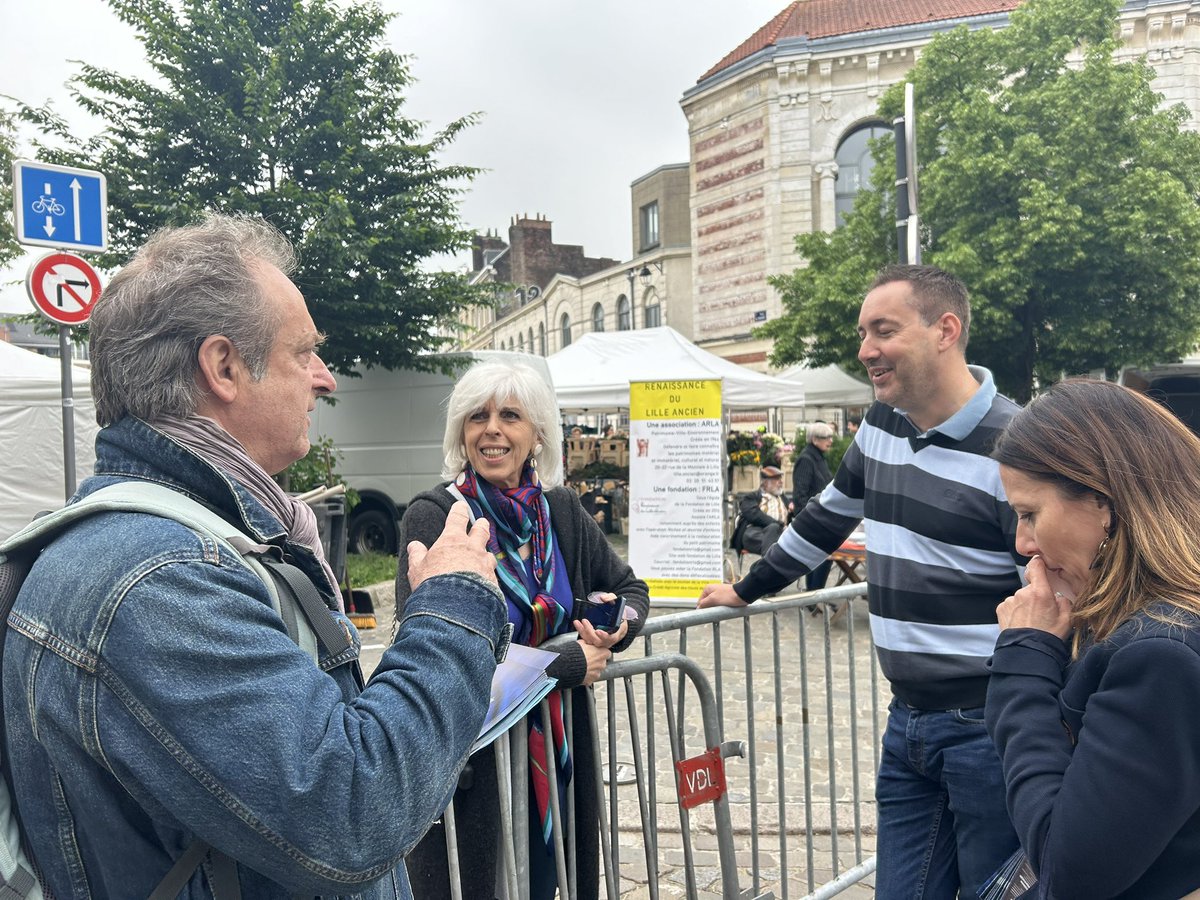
<box><xmin>3</xmin><ymin>418</ymin><xmax>507</xmax><ymax>898</ymax></box>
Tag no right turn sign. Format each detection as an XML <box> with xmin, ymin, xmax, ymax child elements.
<box><xmin>26</xmin><ymin>251</ymin><xmax>103</xmax><ymax>326</ymax></box>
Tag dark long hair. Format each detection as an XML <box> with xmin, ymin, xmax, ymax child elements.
<box><xmin>993</xmin><ymin>379</ymin><xmax>1200</xmax><ymax>647</ymax></box>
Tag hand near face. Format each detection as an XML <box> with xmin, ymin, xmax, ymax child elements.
<box><xmin>407</xmin><ymin>501</ymin><xmax>498</xmax><ymax>591</ymax></box>
<box><xmin>996</xmin><ymin>556</ymin><xmax>1073</xmax><ymax>639</ymax></box>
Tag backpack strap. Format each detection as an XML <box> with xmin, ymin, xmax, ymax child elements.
<box><xmin>54</xmin><ymin>482</ymin><xmax>339</xmax><ymax>660</ymax></box>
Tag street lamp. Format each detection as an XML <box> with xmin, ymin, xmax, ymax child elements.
<box><xmin>625</xmin><ymin>265</ymin><xmax>654</xmax><ymax>329</ymax></box>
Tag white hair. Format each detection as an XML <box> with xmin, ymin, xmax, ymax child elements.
<box><xmin>442</xmin><ymin>359</ymin><xmax>564</xmax><ymax>487</ymax></box>
<box><xmin>808</xmin><ymin>423</ymin><xmax>835</xmax><ymax>443</ymax></box>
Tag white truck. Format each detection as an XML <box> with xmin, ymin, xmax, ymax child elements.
<box><xmin>308</xmin><ymin>351</ymin><xmax>554</xmax><ymax>555</ymax></box>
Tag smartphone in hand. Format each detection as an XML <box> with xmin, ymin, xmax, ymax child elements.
<box><xmin>579</xmin><ymin>593</ymin><xmax>628</xmax><ymax>632</ymax></box>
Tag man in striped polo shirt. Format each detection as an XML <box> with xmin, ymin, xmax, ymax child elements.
<box><xmin>700</xmin><ymin>265</ymin><xmax>1025</xmax><ymax>898</ymax></box>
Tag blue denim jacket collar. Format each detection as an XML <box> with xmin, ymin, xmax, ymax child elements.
<box><xmin>88</xmin><ymin>417</ymin><xmax>288</xmax><ymax>544</ymax></box>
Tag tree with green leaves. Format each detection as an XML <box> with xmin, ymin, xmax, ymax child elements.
<box><xmin>0</xmin><ymin>110</ymin><xmax>22</xmax><ymax>270</ymax></box>
<box><xmin>16</xmin><ymin>0</ymin><xmax>488</xmax><ymax>374</ymax></box>
<box><xmin>762</xmin><ymin>0</ymin><xmax>1200</xmax><ymax>402</ymax></box>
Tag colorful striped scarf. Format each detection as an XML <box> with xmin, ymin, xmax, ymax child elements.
<box><xmin>455</xmin><ymin>464</ymin><xmax>573</xmax><ymax>849</ymax></box>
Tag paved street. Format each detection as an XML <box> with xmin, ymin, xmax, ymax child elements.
<box><xmin>356</xmin><ymin>534</ymin><xmax>880</xmax><ymax>899</ymax></box>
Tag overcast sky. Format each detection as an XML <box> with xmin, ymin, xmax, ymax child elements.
<box><xmin>0</xmin><ymin>0</ymin><xmax>786</xmax><ymax>313</ymax></box>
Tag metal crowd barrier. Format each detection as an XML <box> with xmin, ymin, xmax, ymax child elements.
<box><xmin>431</xmin><ymin>581</ymin><xmax>881</xmax><ymax>900</ymax></box>
<box><xmin>609</xmin><ymin>583</ymin><xmax>881</xmax><ymax>900</ymax></box>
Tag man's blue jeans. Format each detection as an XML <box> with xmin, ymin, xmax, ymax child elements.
<box><xmin>875</xmin><ymin>698</ymin><xmax>1019</xmax><ymax>899</ymax></box>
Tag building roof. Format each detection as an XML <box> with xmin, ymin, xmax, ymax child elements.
<box><xmin>699</xmin><ymin>0</ymin><xmax>1021</xmax><ymax>82</ymax></box>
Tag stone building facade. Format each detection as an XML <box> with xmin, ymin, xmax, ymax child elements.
<box><xmin>682</xmin><ymin>0</ymin><xmax>1200</xmax><ymax>368</ymax></box>
<box><xmin>458</xmin><ymin>0</ymin><xmax>1200</xmax><ymax>369</ymax></box>
<box><xmin>461</xmin><ymin>165</ymin><xmax>693</xmax><ymax>354</ymax></box>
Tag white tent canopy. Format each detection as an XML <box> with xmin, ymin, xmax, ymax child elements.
<box><xmin>546</xmin><ymin>326</ymin><xmax>807</xmax><ymax>410</ymax></box>
<box><xmin>0</xmin><ymin>340</ymin><xmax>99</xmax><ymax>539</ymax></box>
<box><xmin>778</xmin><ymin>363</ymin><xmax>874</xmax><ymax>408</ymax></box>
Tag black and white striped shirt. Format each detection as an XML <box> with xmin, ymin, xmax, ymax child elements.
<box><xmin>738</xmin><ymin>367</ymin><xmax>1026</xmax><ymax>709</ymax></box>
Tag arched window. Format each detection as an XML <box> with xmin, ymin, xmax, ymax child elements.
<box><xmin>518</xmin><ymin>332</ymin><xmax>525</xmax><ymax>353</ymax></box>
<box><xmin>560</xmin><ymin>313</ymin><xmax>572</xmax><ymax>348</ymax></box>
<box><xmin>591</xmin><ymin>303</ymin><xmax>605</xmax><ymax>332</ymax></box>
<box><xmin>538</xmin><ymin>322</ymin><xmax>546</xmax><ymax>356</ymax></box>
<box><xmin>617</xmin><ymin>295</ymin><xmax>632</xmax><ymax>331</ymax></box>
<box><xmin>644</xmin><ymin>298</ymin><xmax>661</xmax><ymax>329</ymax></box>
<box><xmin>527</xmin><ymin>328</ymin><xmax>534</xmax><ymax>353</ymax></box>
<box><xmin>835</xmin><ymin>122</ymin><xmax>890</xmax><ymax>227</ymax></box>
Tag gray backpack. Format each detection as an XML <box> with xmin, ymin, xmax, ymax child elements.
<box><xmin>0</xmin><ymin>481</ymin><xmax>351</xmax><ymax>899</ymax></box>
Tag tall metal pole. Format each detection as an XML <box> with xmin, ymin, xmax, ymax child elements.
<box><xmin>893</xmin><ymin>83</ymin><xmax>921</xmax><ymax>265</ymax></box>
<box><xmin>904</xmin><ymin>83</ymin><xmax>921</xmax><ymax>264</ymax></box>
<box><xmin>58</xmin><ymin>325</ymin><xmax>77</xmax><ymax>498</ymax></box>
<box><xmin>893</xmin><ymin>117</ymin><xmax>910</xmax><ymax>264</ymax></box>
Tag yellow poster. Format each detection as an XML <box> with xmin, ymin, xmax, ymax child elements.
<box><xmin>627</xmin><ymin>379</ymin><xmax>724</xmax><ymax>604</ymax></box>
<box><xmin>629</xmin><ymin>380</ymin><xmax>722</xmax><ymax>421</ymax></box>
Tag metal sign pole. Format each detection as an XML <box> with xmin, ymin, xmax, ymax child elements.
<box><xmin>893</xmin><ymin>83</ymin><xmax>921</xmax><ymax>265</ymax></box>
<box><xmin>59</xmin><ymin>325</ymin><xmax>77</xmax><ymax>499</ymax></box>
<box><xmin>893</xmin><ymin>118</ymin><xmax>909</xmax><ymax>264</ymax></box>
<box><xmin>904</xmin><ymin>83</ymin><xmax>922</xmax><ymax>264</ymax></box>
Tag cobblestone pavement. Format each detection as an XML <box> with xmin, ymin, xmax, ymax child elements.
<box><xmin>357</xmin><ymin>534</ymin><xmax>880</xmax><ymax>898</ymax></box>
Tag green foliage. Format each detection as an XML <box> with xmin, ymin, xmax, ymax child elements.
<box><xmin>0</xmin><ymin>110</ymin><xmax>21</xmax><ymax>270</ymax></box>
<box><xmin>14</xmin><ymin>0</ymin><xmax>489</xmax><ymax>374</ymax></box>
<box><xmin>346</xmin><ymin>551</ymin><xmax>397</xmax><ymax>588</ymax></box>
<box><xmin>280</xmin><ymin>434</ymin><xmax>357</xmax><ymax>508</ymax></box>
<box><xmin>791</xmin><ymin>429</ymin><xmax>853</xmax><ymax>474</ymax></box>
<box><xmin>763</xmin><ymin>0</ymin><xmax>1200</xmax><ymax>402</ymax></box>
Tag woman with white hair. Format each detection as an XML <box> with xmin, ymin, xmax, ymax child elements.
<box><xmin>792</xmin><ymin>423</ymin><xmax>836</xmax><ymax>591</ymax></box>
<box><xmin>395</xmin><ymin>358</ymin><xmax>649</xmax><ymax>900</ymax></box>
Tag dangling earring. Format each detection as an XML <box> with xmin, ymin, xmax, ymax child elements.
<box><xmin>1089</xmin><ymin>535</ymin><xmax>1111</xmax><ymax>570</ymax></box>
<box><xmin>528</xmin><ymin>443</ymin><xmax>543</xmax><ymax>482</ymax></box>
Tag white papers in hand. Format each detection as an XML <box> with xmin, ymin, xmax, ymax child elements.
<box><xmin>472</xmin><ymin>643</ymin><xmax>559</xmax><ymax>754</ymax></box>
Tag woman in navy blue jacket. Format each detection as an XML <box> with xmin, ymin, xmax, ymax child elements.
<box><xmin>987</xmin><ymin>379</ymin><xmax>1200</xmax><ymax>899</ymax></box>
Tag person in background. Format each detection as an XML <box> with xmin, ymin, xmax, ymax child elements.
<box><xmin>987</xmin><ymin>379</ymin><xmax>1200</xmax><ymax>898</ymax></box>
<box><xmin>578</xmin><ymin>480</ymin><xmax>609</xmax><ymax>531</ymax></box>
<box><xmin>732</xmin><ymin>465</ymin><xmax>789</xmax><ymax>556</ymax></box>
<box><xmin>791</xmin><ymin>422</ymin><xmax>835</xmax><ymax>591</ymax></box>
<box><xmin>395</xmin><ymin>358</ymin><xmax>649</xmax><ymax>900</ymax></box>
<box><xmin>847</xmin><ymin>412</ymin><xmax>863</xmax><ymax>435</ymax></box>
<box><xmin>701</xmin><ymin>264</ymin><xmax>1025</xmax><ymax>898</ymax></box>
<box><xmin>3</xmin><ymin>214</ymin><xmax>505</xmax><ymax>898</ymax></box>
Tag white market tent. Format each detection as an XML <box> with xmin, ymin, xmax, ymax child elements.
<box><xmin>778</xmin><ymin>363</ymin><xmax>874</xmax><ymax>408</ymax></box>
<box><xmin>546</xmin><ymin>326</ymin><xmax>807</xmax><ymax>410</ymax></box>
<box><xmin>0</xmin><ymin>340</ymin><xmax>99</xmax><ymax>540</ymax></box>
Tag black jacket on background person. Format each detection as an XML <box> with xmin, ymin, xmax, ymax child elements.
<box><xmin>732</xmin><ymin>486</ymin><xmax>790</xmax><ymax>551</ymax></box>
<box><xmin>792</xmin><ymin>442</ymin><xmax>833</xmax><ymax>514</ymax></box>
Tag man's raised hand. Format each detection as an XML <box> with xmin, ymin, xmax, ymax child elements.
<box><xmin>407</xmin><ymin>501</ymin><xmax>497</xmax><ymax>591</ymax></box>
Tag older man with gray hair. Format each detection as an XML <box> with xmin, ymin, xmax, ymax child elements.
<box><xmin>2</xmin><ymin>213</ymin><xmax>506</xmax><ymax>898</ymax></box>
<box><xmin>732</xmin><ymin>464</ymin><xmax>789</xmax><ymax>557</ymax></box>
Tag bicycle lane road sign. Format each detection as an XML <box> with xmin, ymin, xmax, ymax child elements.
<box><xmin>26</xmin><ymin>252</ymin><xmax>103</xmax><ymax>326</ymax></box>
<box><xmin>12</xmin><ymin>159</ymin><xmax>108</xmax><ymax>253</ymax></box>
